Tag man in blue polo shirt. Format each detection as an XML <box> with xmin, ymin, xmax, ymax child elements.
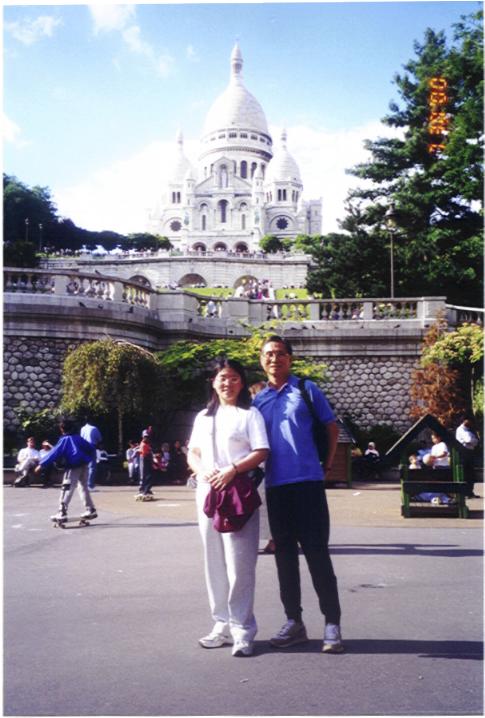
<box><xmin>253</xmin><ymin>335</ymin><xmax>343</xmax><ymax>653</ymax></box>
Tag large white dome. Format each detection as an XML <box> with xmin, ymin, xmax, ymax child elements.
<box><xmin>202</xmin><ymin>43</ymin><xmax>269</xmax><ymax>137</ymax></box>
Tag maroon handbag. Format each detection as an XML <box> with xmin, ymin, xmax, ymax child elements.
<box><xmin>203</xmin><ymin>417</ymin><xmax>261</xmax><ymax>533</ymax></box>
<box><xmin>203</xmin><ymin>473</ymin><xmax>261</xmax><ymax>532</ymax></box>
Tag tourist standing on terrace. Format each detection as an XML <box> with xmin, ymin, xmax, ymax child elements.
<box><xmin>253</xmin><ymin>335</ymin><xmax>344</xmax><ymax>654</ymax></box>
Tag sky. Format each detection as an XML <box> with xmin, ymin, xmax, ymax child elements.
<box><xmin>3</xmin><ymin>0</ymin><xmax>480</xmax><ymax>236</ymax></box>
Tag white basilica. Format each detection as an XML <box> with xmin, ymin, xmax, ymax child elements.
<box><xmin>149</xmin><ymin>43</ymin><xmax>322</xmax><ymax>253</ymax></box>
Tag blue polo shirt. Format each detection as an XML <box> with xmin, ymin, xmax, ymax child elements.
<box><xmin>253</xmin><ymin>374</ymin><xmax>335</xmax><ymax>488</ymax></box>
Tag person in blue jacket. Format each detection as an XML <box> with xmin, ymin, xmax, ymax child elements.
<box><xmin>35</xmin><ymin>418</ymin><xmax>98</xmax><ymax>523</ymax></box>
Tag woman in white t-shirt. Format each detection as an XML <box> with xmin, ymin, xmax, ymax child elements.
<box><xmin>188</xmin><ymin>358</ymin><xmax>269</xmax><ymax>658</ymax></box>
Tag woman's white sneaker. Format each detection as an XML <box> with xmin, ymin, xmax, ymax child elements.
<box><xmin>232</xmin><ymin>640</ymin><xmax>254</xmax><ymax>657</ymax></box>
<box><xmin>198</xmin><ymin>631</ymin><xmax>232</xmax><ymax>649</ymax></box>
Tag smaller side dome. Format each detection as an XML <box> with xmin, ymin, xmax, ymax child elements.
<box><xmin>266</xmin><ymin>129</ymin><xmax>301</xmax><ymax>184</ymax></box>
<box><xmin>170</xmin><ymin>131</ymin><xmax>194</xmax><ymax>183</ymax></box>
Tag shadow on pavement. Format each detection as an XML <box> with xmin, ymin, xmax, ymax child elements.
<box><xmin>329</xmin><ymin>543</ymin><xmax>483</xmax><ymax>557</ymax></box>
<box><xmin>252</xmin><ymin>639</ymin><xmax>483</xmax><ymax>659</ymax></box>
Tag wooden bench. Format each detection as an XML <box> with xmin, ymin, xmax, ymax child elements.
<box><xmin>401</xmin><ymin>467</ymin><xmax>469</xmax><ymax>518</ymax></box>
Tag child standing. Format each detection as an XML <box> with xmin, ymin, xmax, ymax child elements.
<box><xmin>136</xmin><ymin>431</ymin><xmax>154</xmax><ymax>500</ymax></box>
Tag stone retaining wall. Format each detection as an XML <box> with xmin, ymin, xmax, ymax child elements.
<box><xmin>4</xmin><ymin>336</ymin><xmax>416</xmax><ymax>435</ymax></box>
<box><xmin>4</xmin><ymin>337</ymin><xmax>82</xmax><ymax>430</ymax></box>
<box><xmin>325</xmin><ymin>356</ymin><xmax>417</xmax><ymax>431</ymax></box>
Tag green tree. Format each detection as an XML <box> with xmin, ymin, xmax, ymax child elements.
<box><xmin>3</xmin><ymin>174</ymin><xmax>58</xmax><ymax>247</ymax></box>
<box><xmin>126</xmin><ymin>233</ymin><xmax>172</xmax><ymax>251</ymax></box>
<box><xmin>338</xmin><ymin>11</ymin><xmax>483</xmax><ymax>305</ymax></box>
<box><xmin>410</xmin><ymin>316</ymin><xmax>483</xmax><ymax>426</ymax></box>
<box><xmin>4</xmin><ymin>240</ymin><xmax>40</xmax><ymax>268</ymax></box>
<box><xmin>421</xmin><ymin>322</ymin><xmax>483</xmax><ymax>418</ymax></box>
<box><xmin>61</xmin><ymin>339</ymin><xmax>161</xmax><ymax>453</ymax></box>
<box><xmin>259</xmin><ymin>234</ymin><xmax>292</xmax><ymax>254</ymax></box>
<box><xmin>303</xmin><ymin>228</ymin><xmax>389</xmax><ymax>298</ymax></box>
<box><xmin>155</xmin><ymin>327</ymin><xmax>329</xmax><ymax>432</ymax></box>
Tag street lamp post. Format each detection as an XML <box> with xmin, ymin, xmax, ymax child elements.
<box><xmin>385</xmin><ymin>202</ymin><xmax>397</xmax><ymax>299</ymax></box>
<box><xmin>24</xmin><ymin>218</ymin><xmax>30</xmax><ymax>243</ymax></box>
<box><xmin>38</xmin><ymin>223</ymin><xmax>43</xmax><ymax>252</ymax></box>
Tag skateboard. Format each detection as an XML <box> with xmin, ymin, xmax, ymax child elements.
<box><xmin>135</xmin><ymin>493</ymin><xmax>155</xmax><ymax>502</ymax></box>
<box><xmin>51</xmin><ymin>515</ymin><xmax>92</xmax><ymax>528</ymax></box>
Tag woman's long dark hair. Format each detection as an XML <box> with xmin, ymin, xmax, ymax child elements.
<box><xmin>206</xmin><ymin>357</ymin><xmax>251</xmax><ymax>416</ymax></box>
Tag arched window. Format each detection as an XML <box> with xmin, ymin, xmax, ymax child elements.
<box><xmin>241</xmin><ymin>161</ymin><xmax>247</xmax><ymax>179</ymax></box>
<box><xmin>202</xmin><ymin>215</ymin><xmax>206</xmax><ymax>231</ymax></box>
<box><xmin>251</xmin><ymin>162</ymin><xmax>257</xmax><ymax>178</ymax></box>
<box><xmin>218</xmin><ymin>200</ymin><xmax>228</xmax><ymax>223</ymax></box>
<box><xmin>241</xmin><ymin>214</ymin><xmax>246</xmax><ymax>230</ymax></box>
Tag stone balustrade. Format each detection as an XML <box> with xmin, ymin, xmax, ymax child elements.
<box><xmin>6</xmin><ymin>267</ymin><xmax>481</xmax><ymax>331</ymax></box>
<box><xmin>4</xmin><ymin>267</ymin><xmax>152</xmax><ymax>308</ymax></box>
<box><xmin>446</xmin><ymin>304</ymin><xmax>484</xmax><ymax>327</ymax></box>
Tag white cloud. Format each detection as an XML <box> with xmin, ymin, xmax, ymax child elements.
<box><xmin>53</xmin><ymin>122</ymin><xmax>402</xmax><ymax>236</ymax></box>
<box><xmin>3</xmin><ymin>113</ymin><xmax>29</xmax><ymax>148</ymax></box>
<box><xmin>5</xmin><ymin>15</ymin><xmax>62</xmax><ymax>45</ymax></box>
<box><xmin>88</xmin><ymin>4</ymin><xmax>173</xmax><ymax>77</ymax></box>
<box><xmin>88</xmin><ymin>4</ymin><xmax>135</xmax><ymax>34</ymax></box>
<box><xmin>54</xmin><ymin>138</ymin><xmax>198</xmax><ymax>234</ymax></box>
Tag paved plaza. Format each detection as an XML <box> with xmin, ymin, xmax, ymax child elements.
<box><xmin>4</xmin><ymin>481</ymin><xmax>484</xmax><ymax>716</ymax></box>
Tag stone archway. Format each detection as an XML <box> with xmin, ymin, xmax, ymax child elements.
<box><xmin>178</xmin><ymin>273</ymin><xmax>207</xmax><ymax>288</ymax></box>
<box><xmin>214</xmin><ymin>242</ymin><xmax>227</xmax><ymax>252</ymax></box>
<box><xmin>192</xmin><ymin>242</ymin><xmax>207</xmax><ymax>252</ymax></box>
<box><xmin>235</xmin><ymin>242</ymin><xmax>249</xmax><ymax>253</ymax></box>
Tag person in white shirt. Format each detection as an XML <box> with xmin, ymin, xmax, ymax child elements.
<box><xmin>423</xmin><ymin>432</ymin><xmax>450</xmax><ymax>468</ymax></box>
<box><xmin>15</xmin><ymin>437</ymin><xmax>41</xmax><ymax>486</ymax></box>
<box><xmin>455</xmin><ymin>416</ymin><xmax>480</xmax><ymax>498</ymax></box>
<box><xmin>188</xmin><ymin>358</ymin><xmax>269</xmax><ymax>658</ymax></box>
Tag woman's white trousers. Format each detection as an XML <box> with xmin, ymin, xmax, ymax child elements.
<box><xmin>196</xmin><ymin>481</ymin><xmax>259</xmax><ymax>643</ymax></box>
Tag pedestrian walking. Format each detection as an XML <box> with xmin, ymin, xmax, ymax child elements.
<box><xmin>80</xmin><ymin>417</ymin><xmax>102</xmax><ymax>491</ymax></box>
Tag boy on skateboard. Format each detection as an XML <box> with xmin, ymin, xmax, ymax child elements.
<box><xmin>35</xmin><ymin>418</ymin><xmax>98</xmax><ymax>524</ymax></box>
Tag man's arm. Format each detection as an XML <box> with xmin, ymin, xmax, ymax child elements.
<box><xmin>324</xmin><ymin>421</ymin><xmax>339</xmax><ymax>474</ymax></box>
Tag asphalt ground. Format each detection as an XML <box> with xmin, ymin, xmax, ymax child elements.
<box><xmin>3</xmin><ymin>481</ymin><xmax>484</xmax><ymax>717</ymax></box>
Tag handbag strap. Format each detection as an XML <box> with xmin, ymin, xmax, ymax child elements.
<box><xmin>212</xmin><ymin>415</ymin><xmax>218</xmax><ymax>467</ymax></box>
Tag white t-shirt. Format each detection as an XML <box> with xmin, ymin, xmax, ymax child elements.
<box><xmin>188</xmin><ymin>405</ymin><xmax>269</xmax><ymax>481</ymax></box>
<box><xmin>17</xmin><ymin>447</ymin><xmax>40</xmax><ymax>463</ymax></box>
<box><xmin>455</xmin><ymin>424</ymin><xmax>479</xmax><ymax>449</ymax></box>
<box><xmin>431</xmin><ymin>441</ymin><xmax>450</xmax><ymax>468</ymax></box>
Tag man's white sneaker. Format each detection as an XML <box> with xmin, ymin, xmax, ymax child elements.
<box><xmin>270</xmin><ymin>619</ymin><xmax>308</xmax><ymax>648</ymax></box>
<box><xmin>322</xmin><ymin>623</ymin><xmax>344</xmax><ymax>653</ymax></box>
<box><xmin>198</xmin><ymin>631</ymin><xmax>233</xmax><ymax>649</ymax></box>
<box><xmin>232</xmin><ymin>640</ymin><xmax>254</xmax><ymax>657</ymax></box>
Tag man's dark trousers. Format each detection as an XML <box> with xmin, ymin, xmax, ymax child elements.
<box><xmin>266</xmin><ymin>480</ymin><xmax>341</xmax><ymax>624</ymax></box>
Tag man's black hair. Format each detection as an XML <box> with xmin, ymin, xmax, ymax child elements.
<box><xmin>261</xmin><ymin>334</ymin><xmax>293</xmax><ymax>356</ymax></box>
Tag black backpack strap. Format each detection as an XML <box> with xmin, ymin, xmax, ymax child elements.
<box><xmin>298</xmin><ymin>377</ymin><xmax>317</xmax><ymax>421</ymax></box>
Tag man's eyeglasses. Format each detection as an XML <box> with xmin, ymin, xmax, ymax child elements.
<box><xmin>262</xmin><ymin>351</ymin><xmax>289</xmax><ymax>359</ymax></box>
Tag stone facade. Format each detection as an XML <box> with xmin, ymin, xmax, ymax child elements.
<box><xmin>3</xmin><ymin>337</ymin><xmax>81</xmax><ymax>430</ymax></box>
<box><xmin>324</xmin><ymin>356</ymin><xmax>418</xmax><ymax>432</ymax></box>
